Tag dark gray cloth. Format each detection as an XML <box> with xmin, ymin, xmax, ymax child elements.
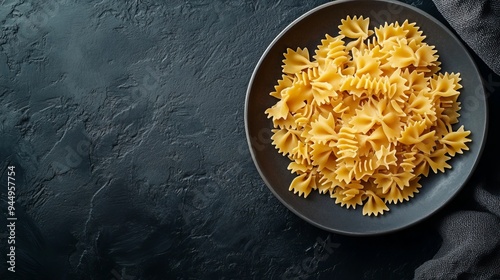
<box><xmin>431</xmin><ymin>0</ymin><xmax>500</xmax><ymax>76</ymax></box>
<box><xmin>416</xmin><ymin>1</ymin><xmax>500</xmax><ymax>278</ymax></box>
<box><xmin>415</xmin><ymin>182</ymin><xmax>500</xmax><ymax>279</ymax></box>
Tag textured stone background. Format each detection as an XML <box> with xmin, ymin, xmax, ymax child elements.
<box><xmin>0</xmin><ymin>0</ymin><xmax>498</xmax><ymax>279</ymax></box>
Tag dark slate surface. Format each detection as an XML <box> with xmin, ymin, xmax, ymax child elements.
<box><xmin>0</xmin><ymin>0</ymin><xmax>498</xmax><ymax>279</ymax></box>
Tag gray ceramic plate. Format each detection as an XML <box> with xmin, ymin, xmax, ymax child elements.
<box><xmin>245</xmin><ymin>0</ymin><xmax>487</xmax><ymax>235</ymax></box>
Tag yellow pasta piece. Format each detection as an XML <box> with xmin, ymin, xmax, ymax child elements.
<box><xmin>401</xmin><ymin>178</ymin><xmax>422</xmax><ymax>201</ymax></box>
<box><xmin>424</xmin><ymin>147</ymin><xmax>452</xmax><ymax>173</ymax></box>
<box><xmin>311</xmin><ymin>142</ymin><xmax>337</xmax><ymax>171</ymax></box>
<box><xmin>413</xmin><ymin>43</ymin><xmax>438</xmax><ymax>67</ymax></box>
<box><xmin>271</xmin><ymin>128</ymin><xmax>301</xmax><ymax>156</ymax></box>
<box><xmin>400</xmin><ymin>20</ymin><xmax>425</xmax><ymax>44</ymax></box>
<box><xmin>389</xmin><ymin>40</ymin><xmax>416</xmax><ymax>68</ymax></box>
<box><xmin>266</xmin><ymin>16</ymin><xmax>472</xmax><ymax>216</ymax></box>
<box><xmin>314</xmin><ymin>34</ymin><xmax>349</xmax><ymax>70</ymax></box>
<box><xmin>282</xmin><ymin>47</ymin><xmax>317</xmax><ymax>74</ymax></box>
<box><xmin>439</xmin><ymin>125</ymin><xmax>471</xmax><ymax>156</ymax></box>
<box><xmin>316</xmin><ymin>178</ymin><xmax>334</xmax><ymax>195</ymax></box>
<box><xmin>352</xmin><ymin>48</ymin><xmax>382</xmax><ymax>77</ymax></box>
<box><xmin>400</xmin><ymin>150</ymin><xmax>417</xmax><ymax>172</ymax></box>
<box><xmin>363</xmin><ymin>190</ymin><xmax>389</xmax><ymax>216</ymax></box>
<box><xmin>375</xmin><ymin>22</ymin><xmax>408</xmax><ymax>43</ymax></box>
<box><xmin>375</xmin><ymin>145</ymin><xmax>397</xmax><ymax>169</ymax></box>
<box><xmin>309</xmin><ymin>113</ymin><xmax>338</xmax><ymax>144</ymax></box>
<box><xmin>353</xmin><ymin>154</ymin><xmax>379</xmax><ymax>181</ymax></box>
<box><xmin>335</xmin><ymin>160</ymin><xmax>355</xmax><ymax>184</ymax></box>
<box><xmin>289</xmin><ymin>172</ymin><xmax>316</xmax><ymax>198</ymax></box>
<box><xmin>331</xmin><ymin>183</ymin><xmax>365</xmax><ymax>209</ymax></box>
<box><xmin>287</xmin><ymin>161</ymin><xmax>309</xmax><ymax>174</ymax></box>
<box><xmin>339</xmin><ymin>16</ymin><xmax>374</xmax><ymax>40</ymax></box>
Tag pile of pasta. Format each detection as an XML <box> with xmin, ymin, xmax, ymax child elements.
<box><xmin>265</xmin><ymin>16</ymin><xmax>471</xmax><ymax>216</ymax></box>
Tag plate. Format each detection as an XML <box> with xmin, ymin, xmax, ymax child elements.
<box><xmin>245</xmin><ymin>0</ymin><xmax>487</xmax><ymax>235</ymax></box>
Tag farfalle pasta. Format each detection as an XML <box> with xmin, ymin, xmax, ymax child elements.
<box><xmin>265</xmin><ymin>16</ymin><xmax>472</xmax><ymax>216</ymax></box>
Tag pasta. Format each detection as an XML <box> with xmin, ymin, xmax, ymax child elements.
<box><xmin>265</xmin><ymin>16</ymin><xmax>472</xmax><ymax>216</ymax></box>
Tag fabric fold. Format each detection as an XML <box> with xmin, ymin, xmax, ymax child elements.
<box><xmin>414</xmin><ymin>211</ymin><xmax>500</xmax><ymax>279</ymax></box>
<box><xmin>431</xmin><ymin>0</ymin><xmax>500</xmax><ymax>75</ymax></box>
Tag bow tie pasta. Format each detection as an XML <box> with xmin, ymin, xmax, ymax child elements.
<box><xmin>265</xmin><ymin>16</ymin><xmax>471</xmax><ymax>216</ymax></box>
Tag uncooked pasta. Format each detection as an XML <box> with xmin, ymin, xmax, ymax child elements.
<box><xmin>265</xmin><ymin>16</ymin><xmax>471</xmax><ymax>216</ymax></box>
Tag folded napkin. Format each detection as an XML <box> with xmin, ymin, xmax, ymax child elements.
<box><xmin>415</xmin><ymin>182</ymin><xmax>500</xmax><ymax>279</ymax></box>
<box><xmin>431</xmin><ymin>0</ymin><xmax>500</xmax><ymax>76</ymax></box>
<box><xmin>415</xmin><ymin>1</ymin><xmax>500</xmax><ymax>278</ymax></box>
